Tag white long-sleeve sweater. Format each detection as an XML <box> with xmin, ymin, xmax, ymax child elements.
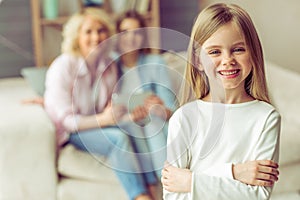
<box><xmin>164</xmin><ymin>100</ymin><xmax>281</xmax><ymax>200</ymax></box>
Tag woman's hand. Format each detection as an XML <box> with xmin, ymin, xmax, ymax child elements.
<box><xmin>161</xmin><ymin>162</ymin><xmax>192</xmax><ymax>193</ymax></box>
<box><xmin>233</xmin><ymin>160</ymin><xmax>279</xmax><ymax>186</ymax></box>
<box><xmin>22</xmin><ymin>97</ymin><xmax>44</xmax><ymax>106</ymax></box>
<box><xmin>130</xmin><ymin>105</ymin><xmax>148</xmax><ymax>122</ymax></box>
<box><xmin>96</xmin><ymin>103</ymin><xmax>127</xmax><ymax>126</ymax></box>
<box><xmin>144</xmin><ymin>95</ymin><xmax>164</xmax><ymax>107</ymax></box>
<box><xmin>144</xmin><ymin>95</ymin><xmax>171</xmax><ymax>119</ymax></box>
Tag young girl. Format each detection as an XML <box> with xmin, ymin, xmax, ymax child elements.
<box><xmin>161</xmin><ymin>3</ymin><xmax>280</xmax><ymax>199</ymax></box>
<box><xmin>44</xmin><ymin>8</ymin><xmax>155</xmax><ymax>200</ymax></box>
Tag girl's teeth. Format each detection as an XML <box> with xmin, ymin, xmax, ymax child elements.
<box><xmin>220</xmin><ymin>70</ymin><xmax>238</xmax><ymax>75</ymax></box>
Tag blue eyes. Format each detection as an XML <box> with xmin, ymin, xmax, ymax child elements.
<box><xmin>208</xmin><ymin>47</ymin><xmax>246</xmax><ymax>55</ymax></box>
<box><xmin>233</xmin><ymin>48</ymin><xmax>245</xmax><ymax>52</ymax></box>
<box><xmin>208</xmin><ymin>50</ymin><xmax>221</xmax><ymax>55</ymax></box>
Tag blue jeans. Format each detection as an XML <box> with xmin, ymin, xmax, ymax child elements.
<box><xmin>68</xmin><ymin>127</ymin><xmax>153</xmax><ymax>200</ymax></box>
<box><xmin>120</xmin><ymin>115</ymin><xmax>168</xmax><ymax>178</ymax></box>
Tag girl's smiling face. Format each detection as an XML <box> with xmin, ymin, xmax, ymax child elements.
<box><xmin>199</xmin><ymin>22</ymin><xmax>252</xmax><ymax>93</ymax></box>
<box><xmin>78</xmin><ymin>16</ymin><xmax>109</xmax><ymax>57</ymax></box>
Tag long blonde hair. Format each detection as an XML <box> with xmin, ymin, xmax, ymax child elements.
<box><xmin>61</xmin><ymin>7</ymin><xmax>115</xmax><ymax>56</ymax></box>
<box><xmin>181</xmin><ymin>3</ymin><xmax>269</xmax><ymax>105</ymax></box>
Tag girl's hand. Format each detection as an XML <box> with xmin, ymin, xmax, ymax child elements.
<box><xmin>161</xmin><ymin>162</ymin><xmax>192</xmax><ymax>193</ymax></box>
<box><xmin>233</xmin><ymin>160</ymin><xmax>279</xmax><ymax>186</ymax></box>
<box><xmin>130</xmin><ymin>105</ymin><xmax>148</xmax><ymax>122</ymax></box>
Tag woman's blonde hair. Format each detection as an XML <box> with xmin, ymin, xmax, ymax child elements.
<box><xmin>181</xmin><ymin>3</ymin><xmax>270</xmax><ymax>105</ymax></box>
<box><xmin>61</xmin><ymin>7</ymin><xmax>115</xmax><ymax>56</ymax></box>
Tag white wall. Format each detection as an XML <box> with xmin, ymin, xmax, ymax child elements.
<box><xmin>201</xmin><ymin>0</ymin><xmax>300</xmax><ymax>73</ymax></box>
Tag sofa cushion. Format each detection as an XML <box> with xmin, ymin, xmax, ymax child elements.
<box><xmin>271</xmin><ymin>191</ymin><xmax>300</xmax><ymax>200</ymax></box>
<box><xmin>58</xmin><ymin>144</ymin><xmax>120</xmax><ymax>183</ymax></box>
<box><xmin>57</xmin><ymin>177</ymin><xmax>163</xmax><ymax>200</ymax></box>
<box><xmin>266</xmin><ymin>61</ymin><xmax>300</xmax><ymax>166</ymax></box>
<box><xmin>57</xmin><ymin>178</ymin><xmax>126</xmax><ymax>200</ymax></box>
<box><xmin>0</xmin><ymin>78</ymin><xmax>57</xmax><ymax>200</ymax></box>
<box><xmin>272</xmin><ymin>163</ymin><xmax>300</xmax><ymax>194</ymax></box>
<box><xmin>58</xmin><ymin>145</ymin><xmax>164</xmax><ymax>200</ymax></box>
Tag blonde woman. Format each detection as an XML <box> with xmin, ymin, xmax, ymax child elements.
<box><xmin>162</xmin><ymin>3</ymin><xmax>280</xmax><ymax>199</ymax></box>
<box><xmin>44</xmin><ymin>8</ymin><xmax>155</xmax><ymax>200</ymax></box>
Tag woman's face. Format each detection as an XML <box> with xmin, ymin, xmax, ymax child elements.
<box><xmin>118</xmin><ymin>18</ymin><xmax>144</xmax><ymax>53</ymax></box>
<box><xmin>78</xmin><ymin>16</ymin><xmax>109</xmax><ymax>57</ymax></box>
<box><xmin>199</xmin><ymin>22</ymin><xmax>252</xmax><ymax>93</ymax></box>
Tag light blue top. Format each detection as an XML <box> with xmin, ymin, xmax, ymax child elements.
<box><xmin>118</xmin><ymin>53</ymin><xmax>178</xmax><ymax>112</ymax></box>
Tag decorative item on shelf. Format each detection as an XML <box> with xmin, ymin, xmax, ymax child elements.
<box><xmin>110</xmin><ymin>0</ymin><xmax>150</xmax><ymax>14</ymax></box>
<box><xmin>83</xmin><ymin>0</ymin><xmax>103</xmax><ymax>7</ymax></box>
<box><xmin>135</xmin><ymin>0</ymin><xmax>150</xmax><ymax>14</ymax></box>
<box><xmin>43</xmin><ymin>0</ymin><xmax>58</xmax><ymax>19</ymax></box>
<box><xmin>110</xmin><ymin>0</ymin><xmax>127</xmax><ymax>13</ymax></box>
<box><xmin>79</xmin><ymin>0</ymin><xmax>112</xmax><ymax>13</ymax></box>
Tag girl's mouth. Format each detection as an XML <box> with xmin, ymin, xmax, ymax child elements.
<box><xmin>218</xmin><ymin>69</ymin><xmax>240</xmax><ymax>77</ymax></box>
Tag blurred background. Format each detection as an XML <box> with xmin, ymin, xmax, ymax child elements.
<box><xmin>0</xmin><ymin>0</ymin><xmax>299</xmax><ymax>78</ymax></box>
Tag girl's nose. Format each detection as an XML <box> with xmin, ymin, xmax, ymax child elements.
<box><xmin>222</xmin><ymin>54</ymin><xmax>236</xmax><ymax>66</ymax></box>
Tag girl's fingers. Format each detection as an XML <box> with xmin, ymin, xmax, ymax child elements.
<box><xmin>256</xmin><ymin>172</ymin><xmax>278</xmax><ymax>182</ymax></box>
<box><xmin>161</xmin><ymin>169</ymin><xmax>172</xmax><ymax>189</ymax></box>
<box><xmin>161</xmin><ymin>176</ymin><xmax>169</xmax><ymax>187</ymax></box>
<box><xmin>162</xmin><ymin>167</ymin><xmax>168</xmax><ymax>173</ymax></box>
<box><xmin>258</xmin><ymin>160</ymin><xmax>279</xmax><ymax>168</ymax></box>
<box><xmin>258</xmin><ymin>165</ymin><xmax>279</xmax><ymax>176</ymax></box>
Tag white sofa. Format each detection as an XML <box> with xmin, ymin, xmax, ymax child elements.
<box><xmin>0</xmin><ymin>52</ymin><xmax>299</xmax><ymax>200</ymax></box>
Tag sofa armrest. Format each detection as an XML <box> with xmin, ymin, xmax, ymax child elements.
<box><xmin>0</xmin><ymin>78</ymin><xmax>57</xmax><ymax>200</ymax></box>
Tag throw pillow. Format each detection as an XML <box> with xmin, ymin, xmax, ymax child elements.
<box><xmin>20</xmin><ymin>67</ymin><xmax>48</xmax><ymax>96</ymax></box>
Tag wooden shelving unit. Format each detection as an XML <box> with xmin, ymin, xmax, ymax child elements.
<box><xmin>40</xmin><ymin>16</ymin><xmax>70</xmax><ymax>26</ymax></box>
<box><xmin>30</xmin><ymin>0</ymin><xmax>160</xmax><ymax>67</ymax></box>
